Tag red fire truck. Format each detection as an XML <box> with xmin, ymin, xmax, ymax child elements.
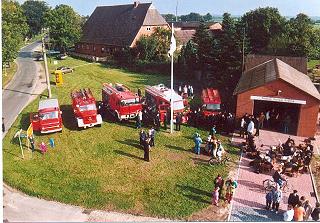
<box><xmin>201</xmin><ymin>88</ymin><xmax>221</xmax><ymax>117</ymax></box>
<box><xmin>101</xmin><ymin>83</ymin><xmax>142</xmax><ymax>121</ymax></box>
<box><xmin>145</xmin><ymin>84</ymin><xmax>186</xmax><ymax>122</ymax></box>
<box><xmin>71</xmin><ymin>88</ymin><xmax>102</xmax><ymax>128</ymax></box>
<box><xmin>30</xmin><ymin>98</ymin><xmax>63</xmax><ymax>134</ymax></box>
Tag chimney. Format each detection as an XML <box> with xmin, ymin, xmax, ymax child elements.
<box><xmin>133</xmin><ymin>1</ymin><xmax>139</xmax><ymax>8</ymax></box>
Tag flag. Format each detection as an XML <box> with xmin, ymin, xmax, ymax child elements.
<box><xmin>168</xmin><ymin>24</ymin><xmax>176</xmax><ymax>57</ymax></box>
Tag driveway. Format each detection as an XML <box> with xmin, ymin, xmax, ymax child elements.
<box><xmin>2</xmin><ymin>41</ymin><xmax>47</xmax><ymax>137</ymax></box>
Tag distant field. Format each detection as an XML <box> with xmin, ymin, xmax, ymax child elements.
<box><xmin>314</xmin><ymin>23</ymin><xmax>320</xmax><ymax>29</ymax></box>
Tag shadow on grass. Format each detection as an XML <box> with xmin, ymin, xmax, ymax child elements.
<box><xmin>60</xmin><ymin>105</ymin><xmax>78</xmax><ymax>131</ymax></box>
<box><xmin>116</xmin><ymin>139</ymin><xmax>142</xmax><ymax>150</ymax></box>
<box><xmin>165</xmin><ymin>144</ymin><xmax>191</xmax><ymax>153</ymax></box>
<box><xmin>177</xmin><ymin>184</ymin><xmax>212</xmax><ymax>204</ymax></box>
<box><xmin>114</xmin><ymin>150</ymin><xmax>144</xmax><ymax>161</ymax></box>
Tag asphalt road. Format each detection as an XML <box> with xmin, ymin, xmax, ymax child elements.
<box><xmin>2</xmin><ymin>41</ymin><xmax>45</xmax><ymax>137</ymax></box>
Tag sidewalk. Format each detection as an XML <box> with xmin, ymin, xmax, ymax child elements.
<box><xmin>230</xmin><ymin>130</ymin><xmax>318</xmax><ymax>221</ymax></box>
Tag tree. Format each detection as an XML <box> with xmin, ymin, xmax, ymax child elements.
<box><xmin>180</xmin><ymin>13</ymin><xmax>203</xmax><ymax>22</ymax></box>
<box><xmin>192</xmin><ymin>22</ymin><xmax>213</xmax><ymax>69</ymax></box>
<box><xmin>241</xmin><ymin>7</ymin><xmax>286</xmax><ymax>53</ymax></box>
<box><xmin>162</xmin><ymin>14</ymin><xmax>176</xmax><ymax>22</ymax></box>
<box><xmin>44</xmin><ymin>4</ymin><xmax>82</xmax><ymax>52</ymax></box>
<box><xmin>2</xmin><ymin>0</ymin><xmax>28</xmax><ymax>65</ymax></box>
<box><xmin>22</xmin><ymin>0</ymin><xmax>50</xmax><ymax>37</ymax></box>
<box><xmin>135</xmin><ymin>27</ymin><xmax>171</xmax><ymax>62</ymax></box>
<box><xmin>203</xmin><ymin>13</ymin><xmax>213</xmax><ymax>22</ymax></box>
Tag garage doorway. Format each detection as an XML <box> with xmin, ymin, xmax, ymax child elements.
<box><xmin>253</xmin><ymin>100</ymin><xmax>301</xmax><ymax>135</ymax></box>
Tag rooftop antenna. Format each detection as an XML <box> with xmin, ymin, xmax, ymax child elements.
<box><xmin>175</xmin><ymin>0</ymin><xmax>178</xmax><ymax>22</ymax></box>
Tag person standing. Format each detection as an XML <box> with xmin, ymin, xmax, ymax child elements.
<box><xmin>136</xmin><ymin>110</ymin><xmax>143</xmax><ymax>128</ymax></box>
<box><xmin>29</xmin><ymin>136</ymin><xmax>35</xmax><ymax>153</ymax></box>
<box><xmin>265</xmin><ymin>110</ymin><xmax>270</xmax><ymax>128</ymax></box>
<box><xmin>175</xmin><ymin>113</ymin><xmax>181</xmax><ymax>131</ymax></box>
<box><xmin>190</xmin><ymin>85</ymin><xmax>194</xmax><ymax>98</ymax></box>
<box><xmin>254</xmin><ymin>116</ymin><xmax>260</xmax><ymax>136</ymax></box>
<box><xmin>304</xmin><ymin>200</ymin><xmax>313</xmax><ymax>221</ymax></box>
<box><xmin>149</xmin><ymin>127</ymin><xmax>156</xmax><ymax>147</ymax></box>
<box><xmin>294</xmin><ymin>201</ymin><xmax>306</xmax><ymax>221</ymax></box>
<box><xmin>225</xmin><ymin>179</ymin><xmax>238</xmax><ymax>203</ymax></box>
<box><xmin>210</xmin><ymin>125</ymin><xmax>217</xmax><ymax>136</ymax></box>
<box><xmin>178</xmin><ymin>84</ymin><xmax>182</xmax><ymax>95</ymax></box>
<box><xmin>266</xmin><ymin>189</ymin><xmax>274</xmax><ymax>210</ymax></box>
<box><xmin>187</xmin><ymin>85</ymin><xmax>191</xmax><ymax>97</ymax></box>
<box><xmin>258</xmin><ymin>112</ymin><xmax>265</xmax><ymax>129</ymax></box>
<box><xmin>311</xmin><ymin>202</ymin><xmax>320</xmax><ymax>221</ymax></box>
<box><xmin>272</xmin><ymin>185</ymin><xmax>282</xmax><ymax>213</ymax></box>
<box><xmin>214</xmin><ymin>174</ymin><xmax>224</xmax><ymax>199</ymax></box>
<box><xmin>194</xmin><ymin>133</ymin><xmax>202</xmax><ymax>155</ymax></box>
<box><xmin>155</xmin><ymin>112</ymin><xmax>160</xmax><ymax>131</ymax></box>
<box><xmin>239</xmin><ymin>117</ymin><xmax>246</xmax><ymax>138</ymax></box>
<box><xmin>143</xmin><ymin>136</ymin><xmax>150</xmax><ymax>162</ymax></box>
<box><xmin>283</xmin><ymin>205</ymin><xmax>294</xmax><ymax>221</ymax></box>
<box><xmin>163</xmin><ymin>113</ymin><xmax>167</xmax><ymax>130</ymax></box>
<box><xmin>212</xmin><ymin>187</ymin><xmax>220</xmax><ymax>206</ymax></box>
<box><xmin>288</xmin><ymin>190</ymin><xmax>300</xmax><ymax>208</ymax></box>
<box><xmin>247</xmin><ymin>118</ymin><xmax>255</xmax><ymax>137</ymax></box>
<box><xmin>183</xmin><ymin>85</ymin><xmax>188</xmax><ymax>97</ymax></box>
<box><xmin>139</xmin><ymin>130</ymin><xmax>146</xmax><ymax>147</ymax></box>
<box><xmin>137</xmin><ymin>88</ymin><xmax>142</xmax><ymax>98</ymax></box>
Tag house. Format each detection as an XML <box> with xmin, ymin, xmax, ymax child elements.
<box><xmin>234</xmin><ymin>58</ymin><xmax>320</xmax><ymax>137</ymax></box>
<box><xmin>173</xmin><ymin>21</ymin><xmax>222</xmax><ymax>46</ymax></box>
<box><xmin>75</xmin><ymin>1</ymin><xmax>169</xmax><ymax>57</ymax></box>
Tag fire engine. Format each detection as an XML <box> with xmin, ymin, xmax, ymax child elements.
<box><xmin>102</xmin><ymin>83</ymin><xmax>142</xmax><ymax>121</ymax></box>
<box><xmin>145</xmin><ymin>84</ymin><xmax>185</xmax><ymax>122</ymax></box>
<box><xmin>30</xmin><ymin>98</ymin><xmax>63</xmax><ymax>134</ymax></box>
<box><xmin>71</xmin><ymin>88</ymin><xmax>102</xmax><ymax>128</ymax></box>
<box><xmin>201</xmin><ymin>88</ymin><xmax>221</xmax><ymax>117</ymax></box>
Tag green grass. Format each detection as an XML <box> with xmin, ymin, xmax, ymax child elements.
<box><xmin>308</xmin><ymin>60</ymin><xmax>320</xmax><ymax>69</ymax></box>
<box><xmin>2</xmin><ymin>61</ymin><xmax>17</xmax><ymax>87</ymax></box>
<box><xmin>3</xmin><ymin>57</ymin><xmax>239</xmax><ymax>219</ymax></box>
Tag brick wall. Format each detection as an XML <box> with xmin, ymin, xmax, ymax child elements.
<box><xmin>235</xmin><ymin>79</ymin><xmax>319</xmax><ymax>137</ymax></box>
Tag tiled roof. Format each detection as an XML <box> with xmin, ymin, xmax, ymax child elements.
<box><xmin>80</xmin><ymin>3</ymin><xmax>167</xmax><ymax>47</ymax></box>
<box><xmin>234</xmin><ymin>58</ymin><xmax>320</xmax><ymax>101</ymax></box>
<box><xmin>175</xmin><ymin>30</ymin><xmax>196</xmax><ymax>45</ymax></box>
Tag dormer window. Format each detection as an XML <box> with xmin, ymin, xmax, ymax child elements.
<box><xmin>147</xmin><ymin>27</ymin><xmax>151</xmax><ymax>31</ymax></box>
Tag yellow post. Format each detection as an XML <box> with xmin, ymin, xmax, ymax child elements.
<box><xmin>54</xmin><ymin>70</ymin><xmax>63</xmax><ymax>86</ymax></box>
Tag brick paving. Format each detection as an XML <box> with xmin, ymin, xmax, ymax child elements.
<box><xmin>230</xmin><ymin>130</ymin><xmax>319</xmax><ymax>221</ymax></box>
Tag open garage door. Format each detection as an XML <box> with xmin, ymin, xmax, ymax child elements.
<box><xmin>253</xmin><ymin>100</ymin><xmax>301</xmax><ymax>135</ymax></box>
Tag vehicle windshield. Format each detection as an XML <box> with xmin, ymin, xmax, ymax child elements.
<box><xmin>120</xmin><ymin>98</ymin><xmax>140</xmax><ymax>106</ymax></box>
<box><xmin>40</xmin><ymin>111</ymin><xmax>59</xmax><ymax>120</ymax></box>
<box><xmin>205</xmin><ymin>104</ymin><xmax>221</xmax><ymax>111</ymax></box>
<box><xmin>79</xmin><ymin>104</ymin><xmax>96</xmax><ymax>112</ymax></box>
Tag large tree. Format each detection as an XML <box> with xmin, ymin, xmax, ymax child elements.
<box><xmin>2</xmin><ymin>0</ymin><xmax>28</xmax><ymax>65</ymax></box>
<box><xmin>44</xmin><ymin>4</ymin><xmax>82</xmax><ymax>52</ymax></box>
<box><xmin>22</xmin><ymin>0</ymin><xmax>50</xmax><ymax>37</ymax></box>
<box><xmin>180</xmin><ymin>13</ymin><xmax>203</xmax><ymax>22</ymax></box>
<box><xmin>241</xmin><ymin>7</ymin><xmax>286</xmax><ymax>53</ymax></box>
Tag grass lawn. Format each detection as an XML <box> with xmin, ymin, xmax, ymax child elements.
<box><xmin>3</xmin><ymin>57</ymin><xmax>239</xmax><ymax>220</ymax></box>
<box><xmin>2</xmin><ymin>61</ymin><xmax>17</xmax><ymax>88</ymax></box>
<box><xmin>308</xmin><ymin>60</ymin><xmax>320</xmax><ymax>69</ymax></box>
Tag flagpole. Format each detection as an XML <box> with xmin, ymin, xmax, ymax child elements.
<box><xmin>170</xmin><ymin>23</ymin><xmax>174</xmax><ymax>134</ymax></box>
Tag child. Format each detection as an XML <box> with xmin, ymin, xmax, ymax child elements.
<box><xmin>212</xmin><ymin>187</ymin><xmax>220</xmax><ymax>206</ymax></box>
<box><xmin>266</xmin><ymin>189</ymin><xmax>274</xmax><ymax>210</ymax></box>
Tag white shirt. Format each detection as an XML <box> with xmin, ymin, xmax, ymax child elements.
<box><xmin>183</xmin><ymin>86</ymin><xmax>188</xmax><ymax>94</ymax></box>
<box><xmin>240</xmin><ymin>118</ymin><xmax>246</xmax><ymax>128</ymax></box>
<box><xmin>247</xmin><ymin>121</ymin><xmax>254</xmax><ymax>134</ymax></box>
<box><xmin>283</xmin><ymin>209</ymin><xmax>294</xmax><ymax>221</ymax></box>
<box><xmin>266</xmin><ymin>111</ymin><xmax>270</xmax><ymax>120</ymax></box>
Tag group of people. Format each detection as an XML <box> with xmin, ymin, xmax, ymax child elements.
<box><xmin>282</xmin><ymin>190</ymin><xmax>320</xmax><ymax>221</ymax></box>
<box><xmin>139</xmin><ymin>127</ymin><xmax>156</xmax><ymax>162</ymax></box>
<box><xmin>212</xmin><ymin>174</ymin><xmax>238</xmax><ymax>206</ymax></box>
<box><xmin>178</xmin><ymin>84</ymin><xmax>194</xmax><ymax>98</ymax></box>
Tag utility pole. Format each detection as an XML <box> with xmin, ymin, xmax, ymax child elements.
<box><xmin>42</xmin><ymin>35</ymin><xmax>51</xmax><ymax>98</ymax></box>
<box><xmin>175</xmin><ymin>0</ymin><xmax>178</xmax><ymax>22</ymax></box>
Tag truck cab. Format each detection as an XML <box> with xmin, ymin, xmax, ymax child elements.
<box><xmin>71</xmin><ymin>88</ymin><xmax>102</xmax><ymax>129</ymax></box>
<box><xmin>102</xmin><ymin>83</ymin><xmax>142</xmax><ymax>121</ymax></box>
<box><xmin>201</xmin><ymin>88</ymin><xmax>221</xmax><ymax>117</ymax></box>
<box><xmin>30</xmin><ymin>98</ymin><xmax>63</xmax><ymax>134</ymax></box>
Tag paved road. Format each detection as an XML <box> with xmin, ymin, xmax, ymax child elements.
<box><xmin>2</xmin><ymin>41</ymin><xmax>46</xmax><ymax>137</ymax></box>
<box><xmin>230</xmin><ymin>130</ymin><xmax>318</xmax><ymax>221</ymax></box>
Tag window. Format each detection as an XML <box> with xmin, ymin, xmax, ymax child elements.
<box><xmin>146</xmin><ymin>27</ymin><xmax>151</xmax><ymax>31</ymax></box>
<box><xmin>40</xmin><ymin>111</ymin><xmax>59</xmax><ymax>120</ymax></box>
<box><xmin>79</xmin><ymin>104</ymin><xmax>97</xmax><ymax>112</ymax></box>
<box><xmin>205</xmin><ymin>104</ymin><xmax>221</xmax><ymax>111</ymax></box>
<box><xmin>120</xmin><ymin>98</ymin><xmax>141</xmax><ymax>106</ymax></box>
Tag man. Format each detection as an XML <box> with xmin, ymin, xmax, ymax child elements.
<box><xmin>225</xmin><ymin>179</ymin><xmax>238</xmax><ymax>203</ymax></box>
<box><xmin>143</xmin><ymin>136</ymin><xmax>150</xmax><ymax>162</ymax></box>
<box><xmin>194</xmin><ymin>133</ymin><xmax>202</xmax><ymax>155</ymax></box>
<box><xmin>254</xmin><ymin>116</ymin><xmax>260</xmax><ymax>136</ymax></box>
<box><xmin>288</xmin><ymin>190</ymin><xmax>300</xmax><ymax>208</ymax></box>
<box><xmin>311</xmin><ymin>202</ymin><xmax>320</xmax><ymax>221</ymax></box>
<box><xmin>155</xmin><ymin>112</ymin><xmax>160</xmax><ymax>131</ymax></box>
<box><xmin>283</xmin><ymin>205</ymin><xmax>294</xmax><ymax>221</ymax></box>
<box><xmin>247</xmin><ymin>118</ymin><xmax>255</xmax><ymax>137</ymax></box>
<box><xmin>175</xmin><ymin>113</ymin><xmax>181</xmax><ymax>131</ymax></box>
<box><xmin>272</xmin><ymin>185</ymin><xmax>282</xmax><ymax>213</ymax></box>
<box><xmin>139</xmin><ymin>130</ymin><xmax>146</xmax><ymax>147</ymax></box>
<box><xmin>163</xmin><ymin>113</ymin><xmax>167</xmax><ymax>130</ymax></box>
<box><xmin>239</xmin><ymin>117</ymin><xmax>246</xmax><ymax>138</ymax></box>
<box><xmin>273</xmin><ymin>168</ymin><xmax>286</xmax><ymax>188</ymax></box>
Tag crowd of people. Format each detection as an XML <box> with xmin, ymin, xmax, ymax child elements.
<box><xmin>178</xmin><ymin>84</ymin><xmax>194</xmax><ymax>99</ymax></box>
<box><xmin>212</xmin><ymin>174</ymin><xmax>238</xmax><ymax>206</ymax></box>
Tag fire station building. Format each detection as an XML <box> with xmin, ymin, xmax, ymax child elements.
<box><xmin>234</xmin><ymin>57</ymin><xmax>320</xmax><ymax>137</ymax></box>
